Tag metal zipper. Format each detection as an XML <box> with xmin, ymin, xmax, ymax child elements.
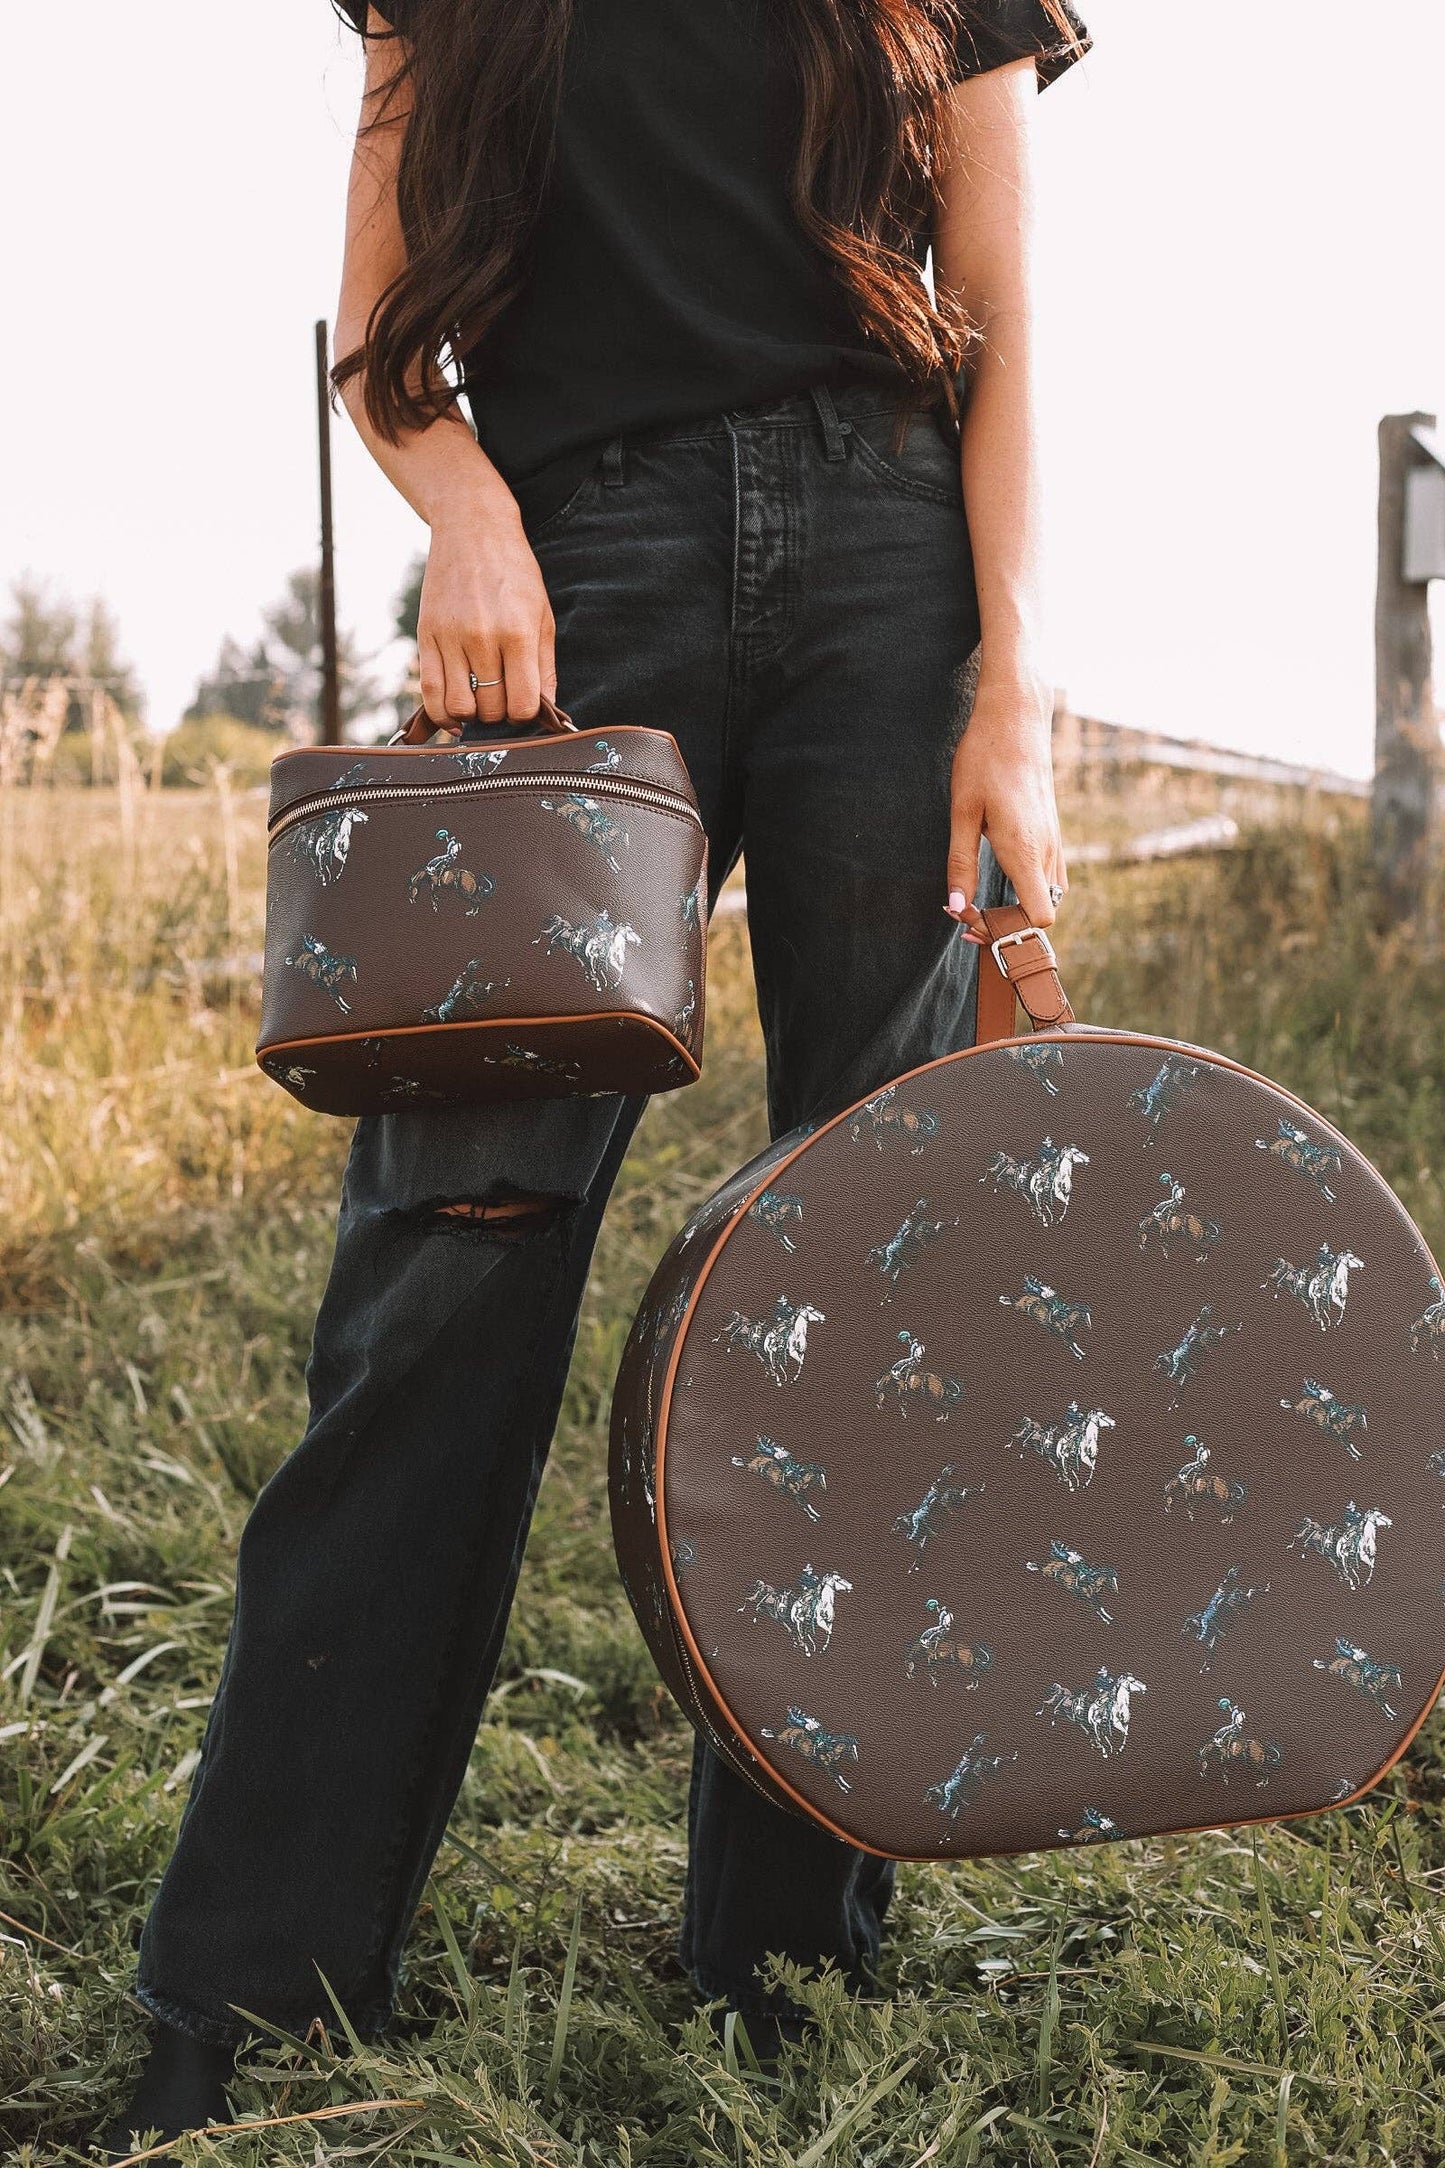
<box><xmin>268</xmin><ymin>767</ymin><xmax>701</xmax><ymax>844</ymax></box>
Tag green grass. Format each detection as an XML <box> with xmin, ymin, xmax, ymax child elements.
<box><xmin>3</xmin><ymin>786</ymin><xmax>1445</xmax><ymax>2163</ymax></box>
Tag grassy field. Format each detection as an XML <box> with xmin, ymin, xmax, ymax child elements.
<box><xmin>3</xmin><ymin>781</ymin><xmax>1445</xmax><ymax>2166</ymax></box>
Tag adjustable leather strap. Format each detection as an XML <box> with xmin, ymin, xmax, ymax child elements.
<box><xmin>973</xmin><ymin>903</ymin><xmax>1076</xmax><ymax>1045</ymax></box>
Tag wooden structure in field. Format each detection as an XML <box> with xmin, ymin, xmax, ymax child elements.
<box><xmin>1374</xmin><ymin>413</ymin><xmax>1445</xmax><ymax>927</ymax></box>
<box><xmin>1050</xmin><ymin>702</ymin><xmax>1370</xmax><ymax>804</ymax></box>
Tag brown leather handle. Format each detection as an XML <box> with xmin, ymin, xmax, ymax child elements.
<box><xmin>391</xmin><ymin>694</ymin><xmax>578</xmax><ymax>747</ymax></box>
<box><xmin>973</xmin><ymin>903</ymin><xmax>1076</xmax><ymax>1044</ymax></box>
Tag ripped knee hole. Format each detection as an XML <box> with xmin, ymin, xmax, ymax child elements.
<box><xmin>398</xmin><ymin>1191</ymin><xmax>569</xmax><ymax>1243</ymax></box>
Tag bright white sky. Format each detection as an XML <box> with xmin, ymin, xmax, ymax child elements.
<box><xmin>3</xmin><ymin>0</ymin><xmax>1443</xmax><ymax>777</ymax></box>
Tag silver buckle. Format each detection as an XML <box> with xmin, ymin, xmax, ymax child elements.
<box><xmin>990</xmin><ymin>924</ymin><xmax>1056</xmax><ymax>974</ymax></box>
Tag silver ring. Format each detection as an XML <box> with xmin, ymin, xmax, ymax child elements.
<box><xmin>1049</xmin><ymin>884</ymin><xmax>1064</xmax><ymax>906</ymax></box>
<box><xmin>469</xmin><ymin>673</ymin><xmax>503</xmax><ymax>692</ymax></box>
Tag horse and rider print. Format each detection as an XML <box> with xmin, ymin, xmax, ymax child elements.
<box><xmin>611</xmin><ymin>1026</ymin><xmax>1445</xmax><ymax>1864</ymax></box>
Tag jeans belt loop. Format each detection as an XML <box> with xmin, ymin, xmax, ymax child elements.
<box><xmin>809</xmin><ymin>382</ymin><xmax>848</xmax><ymax>462</ymax></box>
<box><xmin>602</xmin><ymin>436</ymin><xmax>627</xmax><ymax>488</ymax></box>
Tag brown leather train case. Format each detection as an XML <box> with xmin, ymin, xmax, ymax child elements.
<box><xmin>610</xmin><ymin>910</ymin><xmax>1445</xmax><ymax>1860</ymax></box>
<box><xmin>258</xmin><ymin>706</ymin><xmax>707</xmax><ymax>1116</ymax></box>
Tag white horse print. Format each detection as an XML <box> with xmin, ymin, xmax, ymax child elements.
<box><xmin>537</xmin><ymin>909</ymin><xmax>641</xmax><ymax>992</ymax></box>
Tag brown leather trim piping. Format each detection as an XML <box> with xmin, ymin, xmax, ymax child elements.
<box><xmin>650</xmin><ymin>1024</ymin><xmax>1445</xmax><ymax>1860</ymax></box>
<box><xmin>256</xmin><ymin>1009</ymin><xmax>699</xmax><ymax>1076</ymax></box>
<box><xmin>269</xmin><ymin>722</ymin><xmax>685</xmax><ymax>777</ymax></box>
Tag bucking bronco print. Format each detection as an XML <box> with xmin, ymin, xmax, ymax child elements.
<box><xmin>874</xmin><ymin>1333</ymin><xmax>964</xmax><ymax>1419</ymax></box>
<box><xmin>407</xmin><ymin>829</ymin><xmax>495</xmax><ymax>915</ymax></box>
<box><xmin>759</xmin><ymin>1706</ymin><xmax>860</xmax><ymax>1792</ymax></box>
<box><xmin>284</xmin><ymin>934</ymin><xmax>356</xmax><ymax>1011</ymax></box>
<box><xmin>999</xmin><ymin>1275</ymin><xmax>1093</xmax><ymax>1359</ymax></box>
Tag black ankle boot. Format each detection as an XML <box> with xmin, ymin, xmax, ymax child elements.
<box><xmin>706</xmin><ymin>2004</ymin><xmax>812</xmax><ymax>2073</ymax></box>
<box><xmin>100</xmin><ymin>2023</ymin><xmax>238</xmax><ymax>2162</ymax></box>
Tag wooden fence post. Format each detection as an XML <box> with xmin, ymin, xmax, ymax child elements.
<box><xmin>1373</xmin><ymin>412</ymin><xmax>1442</xmax><ymax>926</ymax></box>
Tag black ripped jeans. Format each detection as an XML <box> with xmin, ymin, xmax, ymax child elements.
<box><xmin>135</xmin><ymin>381</ymin><xmax>1014</xmax><ymax>2042</ymax></box>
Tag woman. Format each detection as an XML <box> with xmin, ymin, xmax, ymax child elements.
<box><xmin>106</xmin><ymin>0</ymin><xmax>1087</xmax><ymax>2150</ymax></box>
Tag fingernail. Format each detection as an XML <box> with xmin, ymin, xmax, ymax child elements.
<box><xmin>947</xmin><ymin>888</ymin><xmax>968</xmax><ymax>917</ymax></box>
<box><xmin>960</xmin><ymin>928</ymin><xmax>987</xmax><ymax>945</ymax></box>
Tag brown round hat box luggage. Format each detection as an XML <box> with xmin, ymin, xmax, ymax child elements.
<box><xmin>609</xmin><ymin>908</ymin><xmax>1445</xmax><ymax>1860</ymax></box>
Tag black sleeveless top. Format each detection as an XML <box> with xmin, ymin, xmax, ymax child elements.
<box><xmin>337</xmin><ymin>1</ymin><xmax>1090</xmax><ymax>519</ymax></box>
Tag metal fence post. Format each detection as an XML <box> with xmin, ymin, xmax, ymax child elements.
<box><xmin>316</xmin><ymin>318</ymin><xmax>341</xmax><ymax>747</ymax></box>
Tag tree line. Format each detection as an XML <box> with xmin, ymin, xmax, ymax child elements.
<box><xmin>0</xmin><ymin>560</ymin><xmax>424</xmax><ymax>781</ymax></box>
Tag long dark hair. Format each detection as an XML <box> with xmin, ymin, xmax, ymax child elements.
<box><xmin>332</xmin><ymin>0</ymin><xmax>1082</xmax><ymax>442</ymax></box>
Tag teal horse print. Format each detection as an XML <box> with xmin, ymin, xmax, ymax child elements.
<box><xmin>284</xmin><ymin>934</ymin><xmax>356</xmax><ymax>1012</ymax></box>
<box><xmin>893</xmin><ymin>1466</ymin><xmax>982</xmax><ymax>1570</ymax></box>
<box><xmin>537</xmin><ymin>908</ymin><xmax>641</xmax><ymax>993</ymax></box>
<box><xmin>747</xmin><ymin>1188</ymin><xmax>804</xmax><ymax>1252</ymax></box>
<box><xmin>1279</xmin><ymin>1376</ymin><xmax>1368</xmax><ymax>1462</ymax></box>
<box><xmin>759</xmin><ymin>1706</ymin><xmax>859</xmax><ymax>1792</ymax></box>
<box><xmin>1409</xmin><ymin>1276</ymin><xmax>1445</xmax><ymax>1359</ymax></box>
<box><xmin>1007</xmin><ymin>1042</ymin><xmax>1064</xmax><ymax>1097</ymax></box>
<box><xmin>999</xmin><ymin>1275</ymin><xmax>1093</xmax><ymax>1360</ymax></box>
<box><xmin>1288</xmin><ymin>1500</ymin><xmax>1391</xmax><ymax>1589</ymax></box>
<box><xmin>1254</xmin><ymin>1116</ymin><xmax>1343</xmax><ymax>1202</ymax></box>
<box><xmin>616</xmin><ymin>1408</ymin><xmax>657</xmax><ymax>1524</ymax></box>
<box><xmin>1137</xmin><ymin>1172</ymin><xmax>1221</xmax><ymax>1262</ymax></box>
<box><xmin>738</xmin><ymin>1564</ymin><xmax>852</xmax><ymax>1656</ymax></box>
<box><xmin>730</xmin><ymin>1434</ymin><xmax>827</xmax><ymax>1522</ymax></box>
<box><xmin>1154</xmin><ymin>1304</ymin><xmax>1241</xmax><ymax>1405</ymax></box>
<box><xmin>1262</xmin><ymin>1241</ymin><xmax>1364</xmax><ymax>1331</ymax></box>
<box><xmin>539</xmin><ymin>791</ymin><xmax>630</xmax><ymax>871</ymax></box>
<box><xmin>981</xmin><ymin>1135</ymin><xmax>1090</xmax><ymax>1226</ymax></box>
<box><xmin>587</xmin><ymin>739</ymin><xmax>623</xmax><ymax>773</ymax></box>
<box><xmin>865</xmin><ymin>1199</ymin><xmax>958</xmax><ymax>1299</ymax></box>
<box><xmin>846</xmin><ymin>1083</ymin><xmax>940</xmax><ymax>1154</ymax></box>
<box><xmin>295</xmin><ymin>804</ymin><xmax>367</xmax><ymax>885</ymax></box>
<box><xmin>714</xmin><ymin>1297</ymin><xmax>825</xmax><ymax>1387</ymax></box>
<box><xmin>1182</xmin><ymin>1564</ymin><xmax>1269</xmax><ymax>1670</ymax></box>
<box><xmin>1197</xmin><ymin>1696</ymin><xmax>1283</xmax><ymax>1786</ymax></box>
<box><xmin>1163</xmin><ymin>1435</ymin><xmax>1247</xmax><ymax>1522</ymax></box>
<box><xmin>408</xmin><ymin>829</ymin><xmax>495</xmax><ymax>915</ymax></box>
<box><xmin>874</xmin><ymin>1333</ymin><xmax>964</xmax><ymax>1420</ymax></box>
<box><xmin>924</xmin><ymin>1732</ymin><xmax>1018</xmax><ymax>1821</ymax></box>
<box><xmin>1037</xmin><ymin>1667</ymin><xmax>1146</xmax><ymax>1756</ymax></box>
<box><xmin>422</xmin><ymin>958</ymin><xmax>508</xmax><ymax>1023</ymax></box>
<box><xmin>1128</xmin><ymin>1056</ymin><xmax>1203</xmax><ymax>1141</ymax></box>
<box><xmin>902</xmin><ymin>1600</ymin><xmax>994</xmax><ymax>1688</ymax></box>
<box><xmin>1007</xmin><ymin>1402</ymin><xmax>1115</xmax><ymax>1490</ymax></box>
<box><xmin>1311</xmin><ymin>1636</ymin><xmax>1402</xmax><ymax>1719</ymax></box>
<box><xmin>482</xmin><ymin>1043</ymin><xmax>583</xmax><ymax>1083</ymax></box>
<box><xmin>1058</xmin><ymin>1806</ymin><xmax>1120</xmax><ymax>1843</ymax></box>
<box><xmin>1026</xmin><ymin>1539</ymin><xmax>1118</xmax><ymax>1624</ymax></box>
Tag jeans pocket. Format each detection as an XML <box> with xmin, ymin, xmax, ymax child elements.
<box><xmin>515</xmin><ymin>452</ymin><xmax>606</xmax><ymax>545</ymax></box>
<box><xmin>846</xmin><ymin>406</ymin><xmax>962</xmax><ymax>507</ymax></box>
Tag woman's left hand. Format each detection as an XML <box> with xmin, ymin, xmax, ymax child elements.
<box><xmin>944</xmin><ymin>661</ymin><xmax>1068</xmax><ymax>942</ymax></box>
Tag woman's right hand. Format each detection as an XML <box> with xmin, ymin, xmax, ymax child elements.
<box><xmin>416</xmin><ymin>496</ymin><xmax>558</xmax><ymax>728</ymax></box>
